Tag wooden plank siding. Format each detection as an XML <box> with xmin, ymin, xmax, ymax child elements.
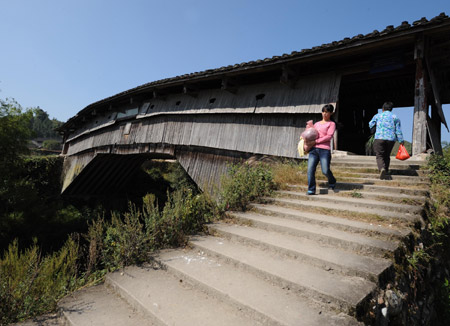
<box><xmin>66</xmin><ymin>72</ymin><xmax>340</xmax><ymax>156</ymax></box>
<box><xmin>62</xmin><ymin>73</ymin><xmax>340</xmax><ymax>194</ymax></box>
<box><xmin>66</xmin><ymin>113</ymin><xmax>318</xmax><ymax>158</ymax></box>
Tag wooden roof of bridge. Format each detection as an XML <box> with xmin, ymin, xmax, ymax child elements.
<box><xmin>60</xmin><ymin>12</ymin><xmax>450</xmax><ymax>132</ymax></box>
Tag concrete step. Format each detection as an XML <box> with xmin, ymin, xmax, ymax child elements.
<box><xmin>265</xmin><ymin>196</ymin><xmax>421</xmax><ymax>223</ymax></box>
<box><xmin>288</xmin><ymin>182</ymin><xmax>429</xmax><ymax>197</ymax></box>
<box><xmin>287</xmin><ymin>185</ymin><xmax>426</xmax><ymax>204</ymax></box>
<box><xmin>333</xmin><ymin>176</ymin><xmax>428</xmax><ymax>187</ymax></box>
<box><xmin>206</xmin><ymin>222</ymin><xmax>392</xmax><ymax>282</ymax></box>
<box><xmin>226</xmin><ymin>212</ymin><xmax>398</xmax><ymax>256</ymax></box>
<box><xmin>58</xmin><ymin>283</ymin><xmax>156</xmax><ymax>326</ymax></box>
<box><xmin>331</xmin><ymin>164</ymin><xmax>423</xmax><ymax>175</ymax></box>
<box><xmin>331</xmin><ymin>156</ymin><xmax>425</xmax><ymax>168</ymax></box>
<box><xmin>332</xmin><ymin>166</ymin><xmax>429</xmax><ymax>177</ymax></box>
<box><xmin>333</xmin><ymin>171</ymin><xmax>429</xmax><ymax>182</ymax></box>
<box><xmin>276</xmin><ymin>190</ymin><xmax>423</xmax><ymax>215</ymax></box>
<box><xmin>106</xmin><ymin>265</ymin><xmax>258</xmax><ymax>326</ymax></box>
<box><xmin>156</xmin><ymin>249</ymin><xmax>361</xmax><ymax>326</ymax></box>
<box><xmin>247</xmin><ymin>203</ymin><xmax>410</xmax><ymax>240</ymax></box>
<box><xmin>181</xmin><ymin>235</ymin><xmax>376</xmax><ymax>314</ymax></box>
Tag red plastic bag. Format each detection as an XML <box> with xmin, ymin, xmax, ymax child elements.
<box><xmin>396</xmin><ymin>144</ymin><xmax>410</xmax><ymax>161</ymax></box>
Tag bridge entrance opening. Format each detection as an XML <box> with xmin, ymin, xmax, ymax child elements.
<box><xmin>336</xmin><ymin>69</ymin><xmax>415</xmax><ymax>155</ymax></box>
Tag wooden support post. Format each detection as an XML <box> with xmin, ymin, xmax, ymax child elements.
<box><xmin>280</xmin><ymin>64</ymin><xmax>297</xmax><ymax>88</ymax></box>
<box><xmin>152</xmin><ymin>90</ymin><xmax>167</xmax><ymax>101</ymax></box>
<box><xmin>221</xmin><ymin>77</ymin><xmax>238</xmax><ymax>94</ymax></box>
<box><xmin>425</xmin><ymin>50</ymin><xmax>449</xmax><ymax>132</ymax></box>
<box><xmin>333</xmin><ymin>101</ymin><xmax>339</xmax><ymax>151</ymax></box>
<box><xmin>412</xmin><ymin>35</ymin><xmax>428</xmax><ymax>156</ymax></box>
<box><xmin>183</xmin><ymin>84</ymin><xmax>198</xmax><ymax>98</ymax></box>
<box><xmin>428</xmin><ymin>104</ymin><xmax>443</xmax><ymax>154</ymax></box>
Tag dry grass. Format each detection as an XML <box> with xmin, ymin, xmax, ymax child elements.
<box><xmin>272</xmin><ymin>161</ymin><xmax>307</xmax><ymax>188</ymax></box>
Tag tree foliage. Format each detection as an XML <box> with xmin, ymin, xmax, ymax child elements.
<box><xmin>0</xmin><ymin>99</ymin><xmax>75</xmax><ymax>252</ymax></box>
<box><xmin>0</xmin><ymin>99</ymin><xmax>34</xmax><ymax>176</ymax></box>
<box><xmin>29</xmin><ymin>108</ymin><xmax>63</xmax><ymax>139</ymax></box>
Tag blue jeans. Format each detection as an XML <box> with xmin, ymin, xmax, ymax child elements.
<box><xmin>307</xmin><ymin>147</ymin><xmax>336</xmax><ymax>193</ymax></box>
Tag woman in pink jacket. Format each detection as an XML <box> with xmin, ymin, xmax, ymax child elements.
<box><xmin>305</xmin><ymin>104</ymin><xmax>337</xmax><ymax>195</ymax></box>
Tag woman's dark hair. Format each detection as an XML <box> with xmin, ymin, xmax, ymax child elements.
<box><xmin>322</xmin><ymin>104</ymin><xmax>334</xmax><ymax>113</ymax></box>
<box><xmin>382</xmin><ymin>101</ymin><xmax>394</xmax><ymax>111</ymax></box>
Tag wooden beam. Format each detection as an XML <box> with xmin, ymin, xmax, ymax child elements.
<box><xmin>412</xmin><ymin>34</ymin><xmax>428</xmax><ymax>156</ymax></box>
<box><xmin>425</xmin><ymin>51</ymin><xmax>449</xmax><ymax>132</ymax></box>
<box><xmin>428</xmin><ymin>106</ymin><xmax>443</xmax><ymax>154</ymax></box>
<box><xmin>152</xmin><ymin>90</ymin><xmax>167</xmax><ymax>101</ymax></box>
<box><xmin>280</xmin><ymin>64</ymin><xmax>297</xmax><ymax>88</ymax></box>
<box><xmin>221</xmin><ymin>77</ymin><xmax>238</xmax><ymax>94</ymax></box>
<box><xmin>183</xmin><ymin>84</ymin><xmax>198</xmax><ymax>98</ymax></box>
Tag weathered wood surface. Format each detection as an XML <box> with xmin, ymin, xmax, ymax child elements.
<box><xmin>426</xmin><ymin>52</ymin><xmax>449</xmax><ymax>131</ymax></box>
<box><xmin>66</xmin><ymin>114</ymin><xmax>314</xmax><ymax>157</ymax></box>
<box><xmin>66</xmin><ymin>73</ymin><xmax>340</xmax><ymax>143</ymax></box>
<box><xmin>61</xmin><ymin>73</ymin><xmax>340</xmax><ymax>195</ymax></box>
<box><xmin>413</xmin><ymin>34</ymin><xmax>428</xmax><ymax>156</ymax></box>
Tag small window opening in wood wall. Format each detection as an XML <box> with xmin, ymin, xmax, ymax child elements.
<box><xmin>255</xmin><ymin>93</ymin><xmax>266</xmax><ymax>100</ymax></box>
<box><xmin>117</xmin><ymin>107</ymin><xmax>138</xmax><ymax>119</ymax></box>
<box><xmin>209</xmin><ymin>98</ymin><xmax>216</xmax><ymax>104</ymax></box>
<box><xmin>176</xmin><ymin>101</ymin><xmax>181</xmax><ymax>106</ymax></box>
<box><xmin>123</xmin><ymin>122</ymin><xmax>132</xmax><ymax>135</ymax></box>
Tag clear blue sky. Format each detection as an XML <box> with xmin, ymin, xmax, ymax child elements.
<box><xmin>1</xmin><ymin>0</ymin><xmax>450</xmax><ymax>142</ymax></box>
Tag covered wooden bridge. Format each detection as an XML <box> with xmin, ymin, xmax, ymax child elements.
<box><xmin>58</xmin><ymin>13</ymin><xmax>450</xmax><ymax>196</ymax></box>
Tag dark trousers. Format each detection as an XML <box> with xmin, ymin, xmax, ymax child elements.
<box><xmin>373</xmin><ymin>139</ymin><xmax>395</xmax><ymax>171</ymax></box>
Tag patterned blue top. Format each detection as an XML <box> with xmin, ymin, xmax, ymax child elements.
<box><xmin>369</xmin><ymin>111</ymin><xmax>404</xmax><ymax>143</ymax></box>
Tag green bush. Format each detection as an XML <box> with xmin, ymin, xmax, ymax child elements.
<box><xmin>395</xmin><ymin>150</ymin><xmax>450</xmax><ymax>324</ymax></box>
<box><xmin>219</xmin><ymin>162</ymin><xmax>275</xmax><ymax>211</ymax></box>
<box><xmin>84</xmin><ymin>189</ymin><xmax>217</xmax><ymax>272</ymax></box>
<box><xmin>0</xmin><ymin>237</ymin><xmax>79</xmax><ymax>325</ymax></box>
<box><xmin>42</xmin><ymin>139</ymin><xmax>62</xmax><ymax>151</ymax></box>
<box><xmin>144</xmin><ymin>189</ymin><xmax>216</xmax><ymax>248</ymax></box>
<box><xmin>427</xmin><ymin>151</ymin><xmax>450</xmax><ymax>211</ymax></box>
<box><xmin>438</xmin><ymin>278</ymin><xmax>450</xmax><ymax>321</ymax></box>
<box><xmin>102</xmin><ymin>207</ymin><xmax>149</xmax><ymax>271</ymax></box>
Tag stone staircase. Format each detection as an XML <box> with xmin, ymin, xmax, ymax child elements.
<box><xmin>54</xmin><ymin>156</ymin><xmax>428</xmax><ymax>326</ymax></box>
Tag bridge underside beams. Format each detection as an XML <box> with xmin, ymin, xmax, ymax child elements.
<box><xmin>62</xmin><ymin>152</ymin><xmax>175</xmax><ymax>198</ymax></box>
<box><xmin>176</xmin><ymin>147</ymin><xmax>254</xmax><ymax>195</ymax></box>
<box><xmin>61</xmin><ymin>143</ymin><xmax>270</xmax><ymax>198</ymax></box>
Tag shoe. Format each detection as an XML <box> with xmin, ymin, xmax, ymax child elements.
<box><xmin>328</xmin><ymin>183</ymin><xmax>336</xmax><ymax>193</ymax></box>
<box><xmin>306</xmin><ymin>191</ymin><xmax>315</xmax><ymax>196</ymax></box>
<box><xmin>380</xmin><ymin>169</ymin><xmax>388</xmax><ymax>180</ymax></box>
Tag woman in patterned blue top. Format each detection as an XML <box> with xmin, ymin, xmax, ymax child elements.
<box><xmin>369</xmin><ymin>101</ymin><xmax>404</xmax><ymax>179</ymax></box>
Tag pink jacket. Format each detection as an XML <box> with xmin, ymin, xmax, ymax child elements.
<box><xmin>314</xmin><ymin>121</ymin><xmax>336</xmax><ymax>150</ymax></box>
